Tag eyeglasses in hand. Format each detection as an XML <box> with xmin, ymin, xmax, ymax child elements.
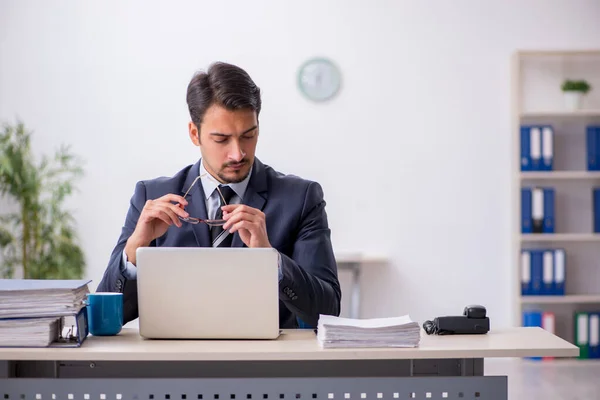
<box><xmin>178</xmin><ymin>173</ymin><xmax>228</xmax><ymax>227</ymax></box>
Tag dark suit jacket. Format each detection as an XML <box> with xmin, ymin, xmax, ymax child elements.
<box><xmin>97</xmin><ymin>157</ymin><xmax>341</xmax><ymax>328</ymax></box>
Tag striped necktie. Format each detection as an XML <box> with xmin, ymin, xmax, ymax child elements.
<box><xmin>211</xmin><ymin>185</ymin><xmax>236</xmax><ymax>247</ymax></box>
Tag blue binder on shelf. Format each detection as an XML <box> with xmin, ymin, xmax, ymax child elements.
<box><xmin>530</xmin><ymin>126</ymin><xmax>542</xmax><ymax>171</ymax></box>
<box><xmin>541</xmin><ymin>125</ymin><xmax>554</xmax><ymax>171</ymax></box>
<box><xmin>594</xmin><ymin>188</ymin><xmax>600</xmax><ymax>233</ymax></box>
<box><xmin>531</xmin><ymin>250</ymin><xmax>543</xmax><ymax>294</ymax></box>
<box><xmin>587</xmin><ymin>126</ymin><xmax>600</xmax><ymax>171</ymax></box>
<box><xmin>521</xmin><ymin>250</ymin><xmax>532</xmax><ymax>296</ymax></box>
<box><xmin>521</xmin><ymin>126</ymin><xmax>531</xmax><ymax>171</ymax></box>
<box><xmin>543</xmin><ymin>188</ymin><xmax>555</xmax><ymax>233</ymax></box>
<box><xmin>521</xmin><ymin>188</ymin><xmax>532</xmax><ymax>233</ymax></box>
<box><xmin>542</xmin><ymin>250</ymin><xmax>554</xmax><ymax>295</ymax></box>
<box><xmin>553</xmin><ymin>249</ymin><xmax>566</xmax><ymax>296</ymax></box>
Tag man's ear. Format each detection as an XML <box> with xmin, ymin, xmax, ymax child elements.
<box><xmin>189</xmin><ymin>122</ymin><xmax>200</xmax><ymax>146</ymax></box>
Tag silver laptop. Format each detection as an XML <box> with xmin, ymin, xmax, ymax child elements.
<box><xmin>136</xmin><ymin>247</ymin><xmax>280</xmax><ymax>339</ymax></box>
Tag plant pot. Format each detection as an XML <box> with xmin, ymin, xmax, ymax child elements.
<box><xmin>563</xmin><ymin>91</ymin><xmax>583</xmax><ymax>110</ymax></box>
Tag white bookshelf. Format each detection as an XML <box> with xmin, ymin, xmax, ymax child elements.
<box><xmin>521</xmin><ymin>171</ymin><xmax>600</xmax><ymax>180</ymax></box>
<box><xmin>520</xmin><ymin>295</ymin><xmax>600</xmax><ymax>305</ymax></box>
<box><xmin>520</xmin><ymin>233</ymin><xmax>600</xmax><ymax>242</ymax></box>
<box><xmin>512</xmin><ymin>50</ymin><xmax>600</xmax><ymax>350</ymax></box>
<box><xmin>520</xmin><ymin>110</ymin><xmax>600</xmax><ymax>118</ymax></box>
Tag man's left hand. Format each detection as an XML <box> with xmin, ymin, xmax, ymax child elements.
<box><xmin>221</xmin><ymin>204</ymin><xmax>271</xmax><ymax>248</ymax></box>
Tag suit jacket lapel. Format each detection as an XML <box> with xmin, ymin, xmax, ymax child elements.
<box><xmin>181</xmin><ymin>160</ymin><xmax>211</xmax><ymax>247</ymax></box>
<box><xmin>232</xmin><ymin>158</ymin><xmax>268</xmax><ymax>248</ymax></box>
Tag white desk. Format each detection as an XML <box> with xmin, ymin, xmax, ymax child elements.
<box><xmin>0</xmin><ymin>327</ymin><xmax>578</xmax><ymax>400</ymax></box>
<box><xmin>335</xmin><ymin>252</ymin><xmax>386</xmax><ymax>318</ymax></box>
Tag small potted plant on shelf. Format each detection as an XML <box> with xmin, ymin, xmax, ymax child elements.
<box><xmin>561</xmin><ymin>79</ymin><xmax>592</xmax><ymax>110</ymax></box>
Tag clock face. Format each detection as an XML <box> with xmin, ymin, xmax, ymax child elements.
<box><xmin>297</xmin><ymin>58</ymin><xmax>341</xmax><ymax>102</ymax></box>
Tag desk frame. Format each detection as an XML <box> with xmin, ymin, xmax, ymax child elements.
<box><xmin>2</xmin><ymin>359</ymin><xmax>506</xmax><ymax>400</ymax></box>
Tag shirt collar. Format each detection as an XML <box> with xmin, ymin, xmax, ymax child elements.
<box><xmin>199</xmin><ymin>160</ymin><xmax>252</xmax><ymax>201</ymax></box>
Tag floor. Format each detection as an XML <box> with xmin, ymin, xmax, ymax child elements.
<box><xmin>484</xmin><ymin>358</ymin><xmax>600</xmax><ymax>400</ymax></box>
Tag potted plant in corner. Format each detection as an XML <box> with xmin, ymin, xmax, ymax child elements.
<box><xmin>0</xmin><ymin>120</ymin><xmax>86</xmax><ymax>279</ymax></box>
<box><xmin>561</xmin><ymin>79</ymin><xmax>592</xmax><ymax>110</ymax></box>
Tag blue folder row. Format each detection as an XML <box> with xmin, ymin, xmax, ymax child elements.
<box><xmin>587</xmin><ymin>126</ymin><xmax>600</xmax><ymax>171</ymax></box>
<box><xmin>521</xmin><ymin>125</ymin><xmax>554</xmax><ymax>171</ymax></box>
<box><xmin>521</xmin><ymin>187</ymin><xmax>554</xmax><ymax>234</ymax></box>
<box><xmin>521</xmin><ymin>249</ymin><xmax>565</xmax><ymax>296</ymax></box>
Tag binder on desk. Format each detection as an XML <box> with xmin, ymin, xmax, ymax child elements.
<box><xmin>543</xmin><ymin>188</ymin><xmax>555</xmax><ymax>234</ymax></box>
<box><xmin>575</xmin><ymin>312</ymin><xmax>590</xmax><ymax>359</ymax></box>
<box><xmin>0</xmin><ymin>279</ymin><xmax>90</xmax><ymax>347</ymax></box>
<box><xmin>541</xmin><ymin>126</ymin><xmax>554</xmax><ymax>171</ymax></box>
<box><xmin>521</xmin><ymin>188</ymin><xmax>533</xmax><ymax>233</ymax></box>
<box><xmin>0</xmin><ymin>307</ymin><xmax>88</xmax><ymax>348</ymax></box>
<box><xmin>530</xmin><ymin>126</ymin><xmax>542</xmax><ymax>171</ymax></box>
<box><xmin>521</xmin><ymin>126</ymin><xmax>531</xmax><ymax>171</ymax></box>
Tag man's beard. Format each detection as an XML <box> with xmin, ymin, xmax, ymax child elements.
<box><xmin>217</xmin><ymin>160</ymin><xmax>251</xmax><ymax>183</ymax></box>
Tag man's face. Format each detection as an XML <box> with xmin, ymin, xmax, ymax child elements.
<box><xmin>189</xmin><ymin>104</ymin><xmax>258</xmax><ymax>184</ymax></box>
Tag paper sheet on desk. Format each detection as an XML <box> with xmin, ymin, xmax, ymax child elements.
<box><xmin>316</xmin><ymin>314</ymin><xmax>420</xmax><ymax>348</ymax></box>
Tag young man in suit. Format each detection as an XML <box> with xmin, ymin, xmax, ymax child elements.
<box><xmin>97</xmin><ymin>62</ymin><xmax>341</xmax><ymax>328</ymax></box>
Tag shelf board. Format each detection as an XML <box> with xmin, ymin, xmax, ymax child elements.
<box><xmin>520</xmin><ymin>171</ymin><xmax>600</xmax><ymax>180</ymax></box>
<box><xmin>520</xmin><ymin>110</ymin><xmax>600</xmax><ymax>118</ymax></box>
<box><xmin>521</xmin><ymin>295</ymin><xmax>600</xmax><ymax>304</ymax></box>
<box><xmin>521</xmin><ymin>233</ymin><xmax>600</xmax><ymax>242</ymax></box>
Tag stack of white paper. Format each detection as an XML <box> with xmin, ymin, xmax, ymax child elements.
<box><xmin>0</xmin><ymin>317</ymin><xmax>61</xmax><ymax>347</ymax></box>
<box><xmin>316</xmin><ymin>314</ymin><xmax>421</xmax><ymax>348</ymax></box>
<box><xmin>0</xmin><ymin>279</ymin><xmax>90</xmax><ymax>319</ymax></box>
<box><xmin>0</xmin><ymin>279</ymin><xmax>90</xmax><ymax>347</ymax></box>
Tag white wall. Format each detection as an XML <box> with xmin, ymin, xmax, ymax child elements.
<box><xmin>1</xmin><ymin>0</ymin><xmax>600</xmax><ymax>328</ymax></box>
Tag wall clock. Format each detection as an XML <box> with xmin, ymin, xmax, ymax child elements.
<box><xmin>297</xmin><ymin>57</ymin><xmax>342</xmax><ymax>102</ymax></box>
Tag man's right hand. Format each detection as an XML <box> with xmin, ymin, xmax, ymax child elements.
<box><xmin>125</xmin><ymin>194</ymin><xmax>189</xmax><ymax>265</ymax></box>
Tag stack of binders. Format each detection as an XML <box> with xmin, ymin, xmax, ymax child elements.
<box><xmin>520</xmin><ymin>125</ymin><xmax>554</xmax><ymax>171</ymax></box>
<box><xmin>520</xmin><ymin>249</ymin><xmax>565</xmax><ymax>296</ymax></box>
<box><xmin>0</xmin><ymin>279</ymin><xmax>91</xmax><ymax>347</ymax></box>
<box><xmin>574</xmin><ymin>312</ymin><xmax>600</xmax><ymax>359</ymax></box>
<box><xmin>521</xmin><ymin>187</ymin><xmax>555</xmax><ymax>234</ymax></box>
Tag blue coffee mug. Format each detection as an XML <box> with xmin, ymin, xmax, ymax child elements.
<box><xmin>86</xmin><ymin>292</ymin><xmax>123</xmax><ymax>336</ymax></box>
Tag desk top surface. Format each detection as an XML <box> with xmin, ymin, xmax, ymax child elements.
<box><xmin>0</xmin><ymin>327</ymin><xmax>578</xmax><ymax>361</ymax></box>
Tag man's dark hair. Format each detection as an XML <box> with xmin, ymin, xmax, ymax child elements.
<box><xmin>186</xmin><ymin>62</ymin><xmax>262</xmax><ymax>127</ymax></box>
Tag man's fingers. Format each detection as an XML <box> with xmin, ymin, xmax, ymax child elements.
<box><xmin>159</xmin><ymin>193</ymin><xmax>188</xmax><ymax>206</ymax></box>
<box><xmin>221</xmin><ymin>204</ymin><xmax>261</xmax><ymax>216</ymax></box>
<box><xmin>150</xmin><ymin>205</ymin><xmax>181</xmax><ymax>227</ymax></box>
<box><xmin>222</xmin><ymin>211</ymin><xmax>259</xmax><ymax>230</ymax></box>
<box><xmin>166</xmin><ymin>202</ymin><xmax>189</xmax><ymax>218</ymax></box>
<box><xmin>228</xmin><ymin>220</ymin><xmax>257</xmax><ymax>234</ymax></box>
<box><xmin>148</xmin><ymin>209</ymin><xmax>175</xmax><ymax>227</ymax></box>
